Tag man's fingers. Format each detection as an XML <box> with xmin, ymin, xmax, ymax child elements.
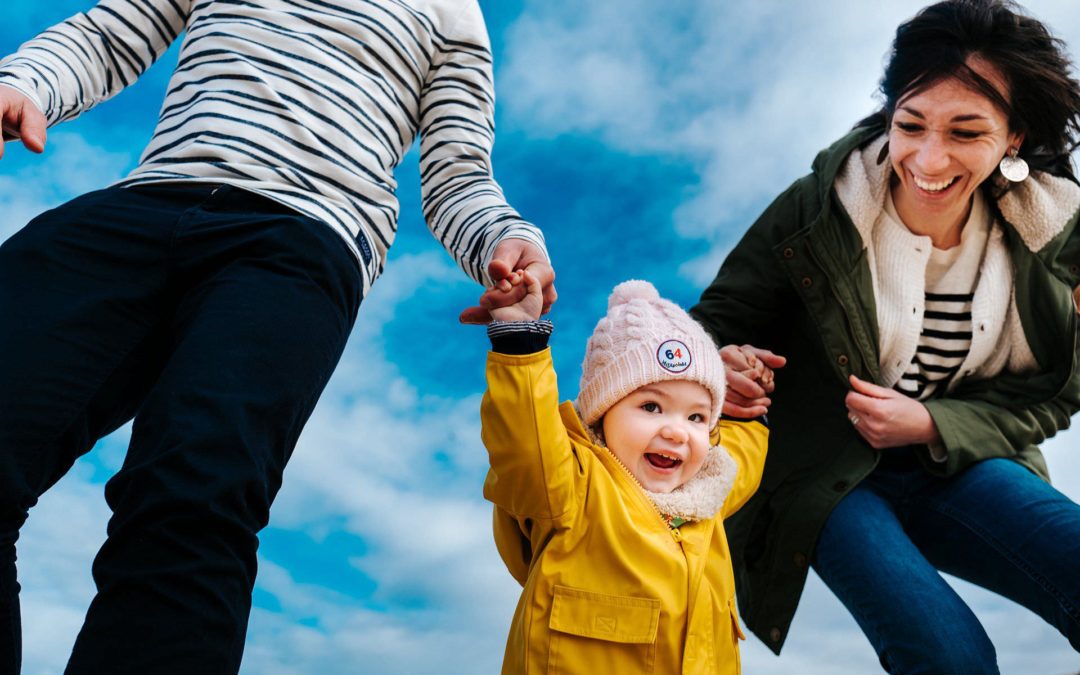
<box><xmin>458</xmin><ymin>305</ymin><xmax>493</xmax><ymax>325</ymax></box>
<box><xmin>487</xmin><ymin>257</ymin><xmax>513</xmax><ymax>283</ymax></box>
<box><xmin>524</xmin><ymin>259</ymin><xmax>555</xmax><ymax>286</ymax></box>
<box><xmin>19</xmin><ymin>106</ymin><xmax>47</xmax><ymax>153</ymax></box>
<box><xmin>541</xmin><ymin>283</ymin><xmax>557</xmax><ymax>314</ymax></box>
<box><xmin>1</xmin><ymin>96</ymin><xmax>47</xmax><ymax>155</ymax></box>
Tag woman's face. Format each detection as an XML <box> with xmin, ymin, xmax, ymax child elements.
<box><xmin>888</xmin><ymin>59</ymin><xmax>1022</xmax><ymax>240</ymax></box>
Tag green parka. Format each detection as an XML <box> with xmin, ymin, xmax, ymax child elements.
<box><xmin>689</xmin><ymin>123</ymin><xmax>1080</xmax><ymax>653</ymax></box>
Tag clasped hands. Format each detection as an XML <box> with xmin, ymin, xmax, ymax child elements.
<box><xmin>459</xmin><ymin>239</ymin><xmax>555</xmax><ymax>325</ymax></box>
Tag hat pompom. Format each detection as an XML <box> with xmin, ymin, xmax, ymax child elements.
<box><xmin>608</xmin><ymin>280</ymin><xmax>659</xmax><ymax>309</ymax></box>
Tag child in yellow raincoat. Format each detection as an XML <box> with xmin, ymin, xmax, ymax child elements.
<box><xmin>478</xmin><ymin>273</ymin><xmax>769</xmax><ymax>674</ymax></box>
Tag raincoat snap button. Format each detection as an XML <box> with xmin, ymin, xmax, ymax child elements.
<box><xmin>782</xmin><ymin>247</ymin><xmax>795</xmax><ymax>259</ymax></box>
<box><xmin>801</xmin><ymin>276</ymin><xmax>813</xmax><ymax>288</ymax></box>
<box><xmin>793</xmin><ymin>552</ymin><xmax>807</xmax><ymax>568</ymax></box>
<box><xmin>837</xmin><ymin>354</ymin><xmax>849</xmax><ymax>366</ymax></box>
<box><xmin>1070</xmin><ymin>264</ymin><xmax>1079</xmax><ymax>275</ymax></box>
<box><xmin>770</xmin><ymin>627</ymin><xmax>782</xmax><ymax>643</ymax></box>
<box><xmin>833</xmin><ymin>480</ymin><xmax>848</xmax><ymax>492</ymax></box>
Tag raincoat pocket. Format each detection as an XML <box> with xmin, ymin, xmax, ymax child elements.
<box><xmin>709</xmin><ymin>593</ymin><xmax>746</xmax><ymax>675</ymax></box>
<box><xmin>547</xmin><ymin>585</ymin><xmax>660</xmax><ymax>674</ymax></box>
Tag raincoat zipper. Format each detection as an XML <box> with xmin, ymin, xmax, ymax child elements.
<box><xmin>600</xmin><ymin>447</ymin><xmax>683</xmax><ymax>542</ymax></box>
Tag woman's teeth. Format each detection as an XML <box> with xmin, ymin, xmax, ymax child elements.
<box><xmin>914</xmin><ymin>175</ymin><xmax>957</xmax><ymax>192</ymax></box>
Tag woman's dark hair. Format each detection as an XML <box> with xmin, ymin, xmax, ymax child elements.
<box><xmin>859</xmin><ymin>0</ymin><xmax>1080</xmax><ymax>180</ymax></box>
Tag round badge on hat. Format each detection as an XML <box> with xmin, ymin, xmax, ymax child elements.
<box><xmin>657</xmin><ymin>339</ymin><xmax>692</xmax><ymax>373</ymax></box>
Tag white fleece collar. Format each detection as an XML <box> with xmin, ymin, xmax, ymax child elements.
<box><xmin>835</xmin><ymin>135</ymin><xmax>1080</xmax><ymax>252</ymax></box>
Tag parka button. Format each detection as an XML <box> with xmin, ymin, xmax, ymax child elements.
<box><xmin>1069</xmin><ymin>264</ymin><xmax>1079</xmax><ymax>275</ymax></box>
<box><xmin>793</xmin><ymin>552</ymin><xmax>807</xmax><ymax>568</ymax></box>
<box><xmin>801</xmin><ymin>276</ymin><xmax>813</xmax><ymax>288</ymax></box>
<box><xmin>770</xmin><ymin>627</ymin><xmax>782</xmax><ymax>643</ymax></box>
<box><xmin>837</xmin><ymin>354</ymin><xmax>849</xmax><ymax>366</ymax></box>
<box><xmin>782</xmin><ymin>247</ymin><xmax>795</xmax><ymax>259</ymax></box>
<box><xmin>833</xmin><ymin>480</ymin><xmax>849</xmax><ymax>492</ymax></box>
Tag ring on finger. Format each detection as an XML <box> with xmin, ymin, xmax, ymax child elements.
<box><xmin>849</xmin><ymin>413</ymin><xmax>861</xmax><ymax>427</ymax></box>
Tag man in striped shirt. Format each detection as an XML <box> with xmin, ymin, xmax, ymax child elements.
<box><xmin>0</xmin><ymin>1</ymin><xmax>553</xmax><ymax>673</ymax></box>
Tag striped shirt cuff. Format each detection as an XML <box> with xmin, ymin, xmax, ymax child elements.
<box><xmin>488</xmin><ymin>320</ymin><xmax>553</xmax><ymax>355</ymax></box>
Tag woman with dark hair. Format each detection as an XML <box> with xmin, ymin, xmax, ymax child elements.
<box><xmin>690</xmin><ymin>0</ymin><xmax>1080</xmax><ymax>671</ymax></box>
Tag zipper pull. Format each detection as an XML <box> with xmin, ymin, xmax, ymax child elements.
<box><xmin>671</xmin><ymin>527</ymin><xmax>683</xmax><ymax>542</ymax></box>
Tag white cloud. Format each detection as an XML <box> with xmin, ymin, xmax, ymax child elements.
<box><xmin>0</xmin><ymin>131</ymin><xmax>133</xmax><ymax>241</ymax></box>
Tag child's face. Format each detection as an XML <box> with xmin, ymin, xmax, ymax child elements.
<box><xmin>601</xmin><ymin>380</ymin><xmax>713</xmax><ymax>494</ymax></box>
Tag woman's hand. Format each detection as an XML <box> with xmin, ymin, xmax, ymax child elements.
<box><xmin>720</xmin><ymin>344</ymin><xmax>786</xmax><ymax>418</ymax></box>
<box><xmin>844</xmin><ymin>375</ymin><xmax>942</xmax><ymax>448</ymax></box>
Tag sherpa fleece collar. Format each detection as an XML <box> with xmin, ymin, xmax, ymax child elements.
<box><xmin>644</xmin><ymin>444</ymin><xmax>737</xmax><ymax>523</ymax></box>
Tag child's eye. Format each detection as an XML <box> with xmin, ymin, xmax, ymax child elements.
<box><xmin>688</xmin><ymin>413</ymin><xmax>706</xmax><ymax>423</ymax></box>
<box><xmin>641</xmin><ymin>402</ymin><xmax>660</xmax><ymax>413</ymax></box>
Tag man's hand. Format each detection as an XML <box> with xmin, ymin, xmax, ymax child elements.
<box><xmin>844</xmin><ymin>375</ymin><xmax>941</xmax><ymax>449</ymax></box>
<box><xmin>720</xmin><ymin>344</ymin><xmax>786</xmax><ymax>418</ymax></box>
<box><xmin>459</xmin><ymin>239</ymin><xmax>556</xmax><ymax>324</ymax></box>
<box><xmin>1</xmin><ymin>87</ymin><xmax>47</xmax><ymax>160</ymax></box>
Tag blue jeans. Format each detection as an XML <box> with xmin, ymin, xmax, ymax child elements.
<box><xmin>0</xmin><ymin>184</ymin><xmax>362</xmax><ymax>674</ymax></box>
<box><xmin>813</xmin><ymin>455</ymin><xmax>1080</xmax><ymax>674</ymax></box>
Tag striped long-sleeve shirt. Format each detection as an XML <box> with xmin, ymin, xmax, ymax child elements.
<box><xmin>0</xmin><ymin>0</ymin><xmax>546</xmax><ymax>295</ymax></box>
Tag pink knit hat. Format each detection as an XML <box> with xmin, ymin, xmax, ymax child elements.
<box><xmin>577</xmin><ymin>280</ymin><xmax>725</xmax><ymax>427</ymax></box>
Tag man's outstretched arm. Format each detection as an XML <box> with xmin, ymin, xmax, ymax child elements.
<box><xmin>0</xmin><ymin>0</ymin><xmax>193</xmax><ymax>157</ymax></box>
<box><xmin>417</xmin><ymin>1</ymin><xmax>555</xmax><ymax>320</ymax></box>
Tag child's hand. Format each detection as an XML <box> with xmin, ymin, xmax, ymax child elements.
<box><xmin>485</xmin><ymin>269</ymin><xmax>544</xmax><ymax>323</ymax></box>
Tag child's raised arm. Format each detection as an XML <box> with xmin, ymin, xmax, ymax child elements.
<box><xmin>478</xmin><ymin>269</ymin><xmax>577</xmax><ymax>528</ymax></box>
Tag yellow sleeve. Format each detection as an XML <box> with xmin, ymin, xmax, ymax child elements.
<box><xmin>715</xmin><ymin>419</ymin><xmax>768</xmax><ymax>518</ymax></box>
<box><xmin>481</xmin><ymin>348</ymin><xmax>577</xmax><ymax>524</ymax></box>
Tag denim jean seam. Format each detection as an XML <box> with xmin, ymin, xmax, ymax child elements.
<box><xmin>919</xmin><ymin>497</ymin><xmax>1080</xmax><ymax>623</ymax></box>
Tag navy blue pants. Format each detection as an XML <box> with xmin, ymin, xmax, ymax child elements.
<box><xmin>0</xmin><ymin>184</ymin><xmax>362</xmax><ymax>674</ymax></box>
<box><xmin>814</xmin><ymin>456</ymin><xmax>1080</xmax><ymax>674</ymax></box>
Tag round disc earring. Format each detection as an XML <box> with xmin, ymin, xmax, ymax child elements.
<box><xmin>999</xmin><ymin>147</ymin><xmax>1029</xmax><ymax>182</ymax></box>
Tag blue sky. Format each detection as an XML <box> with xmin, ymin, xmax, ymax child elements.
<box><xmin>3</xmin><ymin>1</ymin><xmax>1080</xmax><ymax>673</ymax></box>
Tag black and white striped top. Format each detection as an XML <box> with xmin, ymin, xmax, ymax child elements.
<box><xmin>895</xmin><ymin>291</ymin><xmax>974</xmax><ymax>399</ymax></box>
<box><xmin>0</xmin><ymin>0</ymin><xmax>545</xmax><ymax>295</ymax></box>
<box><xmin>891</xmin><ymin>200</ymin><xmax>990</xmax><ymax>401</ymax></box>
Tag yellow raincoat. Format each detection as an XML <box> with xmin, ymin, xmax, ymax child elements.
<box><xmin>482</xmin><ymin>348</ymin><xmax>768</xmax><ymax>674</ymax></box>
